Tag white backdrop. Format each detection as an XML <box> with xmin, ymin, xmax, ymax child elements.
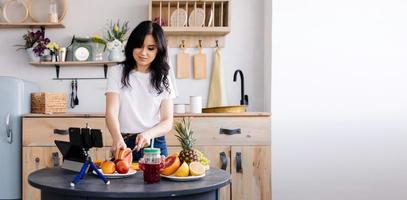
<box><xmin>272</xmin><ymin>0</ymin><xmax>407</xmax><ymax>199</ymax></box>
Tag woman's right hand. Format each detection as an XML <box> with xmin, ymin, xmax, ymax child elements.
<box><xmin>111</xmin><ymin>139</ymin><xmax>127</xmax><ymax>159</ymax></box>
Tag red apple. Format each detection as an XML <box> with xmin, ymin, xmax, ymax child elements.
<box><xmin>116</xmin><ymin>160</ymin><xmax>130</xmax><ymax>174</ymax></box>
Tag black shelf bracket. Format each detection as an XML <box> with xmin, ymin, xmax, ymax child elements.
<box><xmin>104</xmin><ymin>64</ymin><xmax>108</xmax><ymax>78</ymax></box>
<box><xmin>55</xmin><ymin>65</ymin><xmax>60</xmax><ymax>79</ymax></box>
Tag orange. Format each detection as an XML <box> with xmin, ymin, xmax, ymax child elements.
<box><xmin>93</xmin><ymin>160</ymin><xmax>103</xmax><ymax>168</ymax></box>
<box><xmin>189</xmin><ymin>162</ymin><xmax>205</xmax><ymax>176</ymax></box>
<box><xmin>161</xmin><ymin>154</ymin><xmax>181</xmax><ymax>176</ymax></box>
<box><xmin>101</xmin><ymin>161</ymin><xmax>116</xmax><ymax>174</ymax></box>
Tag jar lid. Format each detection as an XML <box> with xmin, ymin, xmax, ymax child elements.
<box><xmin>143</xmin><ymin>148</ymin><xmax>160</xmax><ymax>154</ymax></box>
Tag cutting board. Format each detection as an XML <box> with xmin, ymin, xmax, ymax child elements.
<box><xmin>176</xmin><ymin>48</ymin><xmax>190</xmax><ymax>79</ymax></box>
<box><xmin>193</xmin><ymin>48</ymin><xmax>207</xmax><ymax>79</ymax></box>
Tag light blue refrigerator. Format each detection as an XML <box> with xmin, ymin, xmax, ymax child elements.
<box><xmin>0</xmin><ymin>76</ymin><xmax>38</xmax><ymax>199</ymax></box>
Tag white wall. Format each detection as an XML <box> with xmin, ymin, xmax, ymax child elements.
<box><xmin>272</xmin><ymin>0</ymin><xmax>407</xmax><ymax>199</ymax></box>
<box><xmin>0</xmin><ymin>0</ymin><xmax>265</xmax><ymax>112</ymax></box>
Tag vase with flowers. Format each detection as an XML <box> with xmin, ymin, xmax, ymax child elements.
<box><xmin>104</xmin><ymin>19</ymin><xmax>129</xmax><ymax>61</ymax></box>
<box><xmin>16</xmin><ymin>27</ymin><xmax>50</xmax><ymax>62</ymax></box>
<box><xmin>46</xmin><ymin>42</ymin><xmax>59</xmax><ymax>62</ymax></box>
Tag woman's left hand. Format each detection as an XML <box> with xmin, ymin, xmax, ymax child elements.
<box><xmin>135</xmin><ymin>132</ymin><xmax>152</xmax><ymax>152</ymax></box>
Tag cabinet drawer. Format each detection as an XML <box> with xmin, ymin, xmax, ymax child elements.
<box><xmin>167</xmin><ymin>117</ymin><xmax>271</xmax><ymax>146</ymax></box>
<box><xmin>22</xmin><ymin>118</ymin><xmax>112</xmax><ymax>147</ymax></box>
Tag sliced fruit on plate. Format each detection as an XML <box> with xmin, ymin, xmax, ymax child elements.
<box><xmin>131</xmin><ymin>163</ymin><xmax>140</xmax><ymax>170</ymax></box>
<box><xmin>115</xmin><ymin>148</ymin><xmax>133</xmax><ymax>165</ymax></box>
<box><xmin>174</xmin><ymin>162</ymin><xmax>189</xmax><ymax>177</ymax></box>
<box><xmin>189</xmin><ymin>161</ymin><xmax>205</xmax><ymax>176</ymax></box>
<box><xmin>93</xmin><ymin>160</ymin><xmax>103</xmax><ymax>168</ymax></box>
<box><xmin>161</xmin><ymin>153</ymin><xmax>181</xmax><ymax>175</ymax></box>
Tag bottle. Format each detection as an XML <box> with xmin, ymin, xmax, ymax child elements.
<box><xmin>48</xmin><ymin>0</ymin><xmax>58</xmax><ymax>23</ymax></box>
<box><xmin>139</xmin><ymin>148</ymin><xmax>164</xmax><ymax>183</ymax></box>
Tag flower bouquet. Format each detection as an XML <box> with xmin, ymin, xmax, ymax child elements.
<box><xmin>104</xmin><ymin>19</ymin><xmax>129</xmax><ymax>61</ymax></box>
<box><xmin>16</xmin><ymin>27</ymin><xmax>50</xmax><ymax>61</ymax></box>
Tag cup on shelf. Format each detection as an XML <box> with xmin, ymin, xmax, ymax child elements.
<box><xmin>59</xmin><ymin>48</ymin><xmax>66</xmax><ymax>62</ymax></box>
<box><xmin>190</xmin><ymin>96</ymin><xmax>202</xmax><ymax>114</ymax></box>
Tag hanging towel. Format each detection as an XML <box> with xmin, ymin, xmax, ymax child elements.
<box><xmin>207</xmin><ymin>48</ymin><xmax>227</xmax><ymax>107</ymax></box>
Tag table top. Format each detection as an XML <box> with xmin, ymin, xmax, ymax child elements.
<box><xmin>28</xmin><ymin>167</ymin><xmax>230</xmax><ymax>198</ymax></box>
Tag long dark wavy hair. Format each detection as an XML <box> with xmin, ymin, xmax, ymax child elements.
<box><xmin>121</xmin><ymin>20</ymin><xmax>170</xmax><ymax>95</ymax></box>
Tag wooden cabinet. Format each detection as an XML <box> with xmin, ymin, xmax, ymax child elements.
<box><xmin>22</xmin><ymin>113</ymin><xmax>270</xmax><ymax>200</ymax></box>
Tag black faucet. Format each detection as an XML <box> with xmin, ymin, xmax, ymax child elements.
<box><xmin>233</xmin><ymin>69</ymin><xmax>249</xmax><ymax>105</ymax></box>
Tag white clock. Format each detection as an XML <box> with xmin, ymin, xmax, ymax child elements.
<box><xmin>74</xmin><ymin>47</ymin><xmax>90</xmax><ymax>61</ymax></box>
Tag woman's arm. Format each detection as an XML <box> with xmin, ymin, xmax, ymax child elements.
<box><xmin>105</xmin><ymin>92</ymin><xmax>127</xmax><ymax>153</ymax></box>
<box><xmin>135</xmin><ymin>98</ymin><xmax>174</xmax><ymax>151</ymax></box>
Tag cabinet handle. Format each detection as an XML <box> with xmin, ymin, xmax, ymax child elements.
<box><xmin>54</xmin><ymin>129</ymin><xmax>69</xmax><ymax>135</ymax></box>
<box><xmin>220</xmin><ymin>152</ymin><xmax>228</xmax><ymax>170</ymax></box>
<box><xmin>52</xmin><ymin>152</ymin><xmax>60</xmax><ymax>167</ymax></box>
<box><xmin>219</xmin><ymin>128</ymin><xmax>241</xmax><ymax>135</ymax></box>
<box><xmin>35</xmin><ymin>157</ymin><xmax>40</xmax><ymax>163</ymax></box>
<box><xmin>236</xmin><ymin>152</ymin><xmax>242</xmax><ymax>173</ymax></box>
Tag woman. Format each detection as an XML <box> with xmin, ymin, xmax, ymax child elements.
<box><xmin>105</xmin><ymin>21</ymin><xmax>175</xmax><ymax>162</ymax></box>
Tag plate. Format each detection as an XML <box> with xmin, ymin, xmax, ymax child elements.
<box><xmin>2</xmin><ymin>0</ymin><xmax>29</xmax><ymax>23</ymax></box>
<box><xmin>160</xmin><ymin>173</ymin><xmax>205</xmax><ymax>181</ymax></box>
<box><xmin>207</xmin><ymin>8</ymin><xmax>214</xmax><ymax>27</ymax></box>
<box><xmin>188</xmin><ymin>8</ymin><xmax>205</xmax><ymax>27</ymax></box>
<box><xmin>93</xmin><ymin>169</ymin><xmax>137</xmax><ymax>179</ymax></box>
<box><xmin>170</xmin><ymin>8</ymin><xmax>187</xmax><ymax>27</ymax></box>
<box><xmin>28</xmin><ymin>0</ymin><xmax>67</xmax><ymax>22</ymax></box>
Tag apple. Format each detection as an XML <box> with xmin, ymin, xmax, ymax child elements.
<box><xmin>116</xmin><ymin>160</ymin><xmax>130</xmax><ymax>174</ymax></box>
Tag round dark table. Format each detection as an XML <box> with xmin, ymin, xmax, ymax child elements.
<box><xmin>28</xmin><ymin>167</ymin><xmax>230</xmax><ymax>200</ymax></box>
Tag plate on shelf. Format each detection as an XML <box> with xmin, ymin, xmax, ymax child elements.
<box><xmin>207</xmin><ymin>8</ymin><xmax>214</xmax><ymax>27</ymax></box>
<box><xmin>2</xmin><ymin>0</ymin><xmax>29</xmax><ymax>23</ymax></box>
<box><xmin>28</xmin><ymin>0</ymin><xmax>67</xmax><ymax>22</ymax></box>
<box><xmin>170</xmin><ymin>8</ymin><xmax>187</xmax><ymax>27</ymax></box>
<box><xmin>188</xmin><ymin>8</ymin><xmax>205</xmax><ymax>27</ymax></box>
<box><xmin>160</xmin><ymin>173</ymin><xmax>205</xmax><ymax>182</ymax></box>
<box><xmin>93</xmin><ymin>169</ymin><xmax>137</xmax><ymax>179</ymax></box>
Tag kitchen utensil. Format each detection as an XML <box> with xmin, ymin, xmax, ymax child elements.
<box><xmin>207</xmin><ymin>48</ymin><xmax>227</xmax><ymax>107</ymax></box>
<box><xmin>170</xmin><ymin>8</ymin><xmax>187</xmax><ymax>27</ymax></box>
<box><xmin>70</xmin><ymin>80</ymin><xmax>75</xmax><ymax>108</ymax></box>
<box><xmin>188</xmin><ymin>8</ymin><xmax>205</xmax><ymax>27</ymax></box>
<box><xmin>74</xmin><ymin>79</ymin><xmax>79</xmax><ymax>106</ymax></box>
<box><xmin>202</xmin><ymin>105</ymin><xmax>247</xmax><ymax>113</ymax></box>
<box><xmin>176</xmin><ymin>45</ymin><xmax>190</xmax><ymax>79</ymax></box>
<box><xmin>193</xmin><ymin>45</ymin><xmax>207</xmax><ymax>79</ymax></box>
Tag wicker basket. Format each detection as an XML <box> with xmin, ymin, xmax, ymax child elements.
<box><xmin>31</xmin><ymin>92</ymin><xmax>67</xmax><ymax>114</ymax></box>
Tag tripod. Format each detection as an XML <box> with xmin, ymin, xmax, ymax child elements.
<box><xmin>70</xmin><ymin>148</ymin><xmax>110</xmax><ymax>187</ymax></box>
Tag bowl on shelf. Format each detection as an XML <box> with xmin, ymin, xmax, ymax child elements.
<box><xmin>202</xmin><ymin>105</ymin><xmax>246</xmax><ymax>113</ymax></box>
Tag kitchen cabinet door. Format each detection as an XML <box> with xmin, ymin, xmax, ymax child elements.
<box><xmin>22</xmin><ymin>147</ymin><xmax>110</xmax><ymax>200</ymax></box>
<box><xmin>231</xmin><ymin>146</ymin><xmax>271</xmax><ymax>200</ymax></box>
<box><xmin>167</xmin><ymin>146</ymin><xmax>231</xmax><ymax>200</ymax></box>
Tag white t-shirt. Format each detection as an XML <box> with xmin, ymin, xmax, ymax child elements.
<box><xmin>106</xmin><ymin>65</ymin><xmax>176</xmax><ymax>133</ymax></box>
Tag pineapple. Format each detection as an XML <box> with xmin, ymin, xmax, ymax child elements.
<box><xmin>174</xmin><ymin>118</ymin><xmax>199</xmax><ymax>164</ymax></box>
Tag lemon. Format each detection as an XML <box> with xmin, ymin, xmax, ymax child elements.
<box><xmin>174</xmin><ymin>162</ymin><xmax>189</xmax><ymax>177</ymax></box>
<box><xmin>189</xmin><ymin>162</ymin><xmax>205</xmax><ymax>176</ymax></box>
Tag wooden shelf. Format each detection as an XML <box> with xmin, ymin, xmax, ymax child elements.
<box><xmin>0</xmin><ymin>22</ymin><xmax>65</xmax><ymax>28</ymax></box>
<box><xmin>30</xmin><ymin>61</ymin><xmax>120</xmax><ymax>80</ymax></box>
<box><xmin>149</xmin><ymin>0</ymin><xmax>230</xmax><ymax>47</ymax></box>
<box><xmin>30</xmin><ymin>61</ymin><xmax>119</xmax><ymax>67</ymax></box>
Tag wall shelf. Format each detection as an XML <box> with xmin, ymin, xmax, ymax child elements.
<box><xmin>0</xmin><ymin>22</ymin><xmax>65</xmax><ymax>28</ymax></box>
<box><xmin>149</xmin><ymin>0</ymin><xmax>230</xmax><ymax>48</ymax></box>
<box><xmin>30</xmin><ymin>61</ymin><xmax>120</xmax><ymax>80</ymax></box>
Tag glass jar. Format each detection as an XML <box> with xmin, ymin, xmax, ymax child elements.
<box><xmin>48</xmin><ymin>0</ymin><xmax>58</xmax><ymax>23</ymax></box>
<box><xmin>139</xmin><ymin>148</ymin><xmax>164</xmax><ymax>183</ymax></box>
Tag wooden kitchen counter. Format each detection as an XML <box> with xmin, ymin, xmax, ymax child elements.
<box><xmin>23</xmin><ymin>112</ymin><xmax>271</xmax><ymax>118</ymax></box>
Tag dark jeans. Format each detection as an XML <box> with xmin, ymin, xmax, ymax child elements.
<box><xmin>123</xmin><ymin>134</ymin><xmax>168</xmax><ymax>162</ymax></box>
